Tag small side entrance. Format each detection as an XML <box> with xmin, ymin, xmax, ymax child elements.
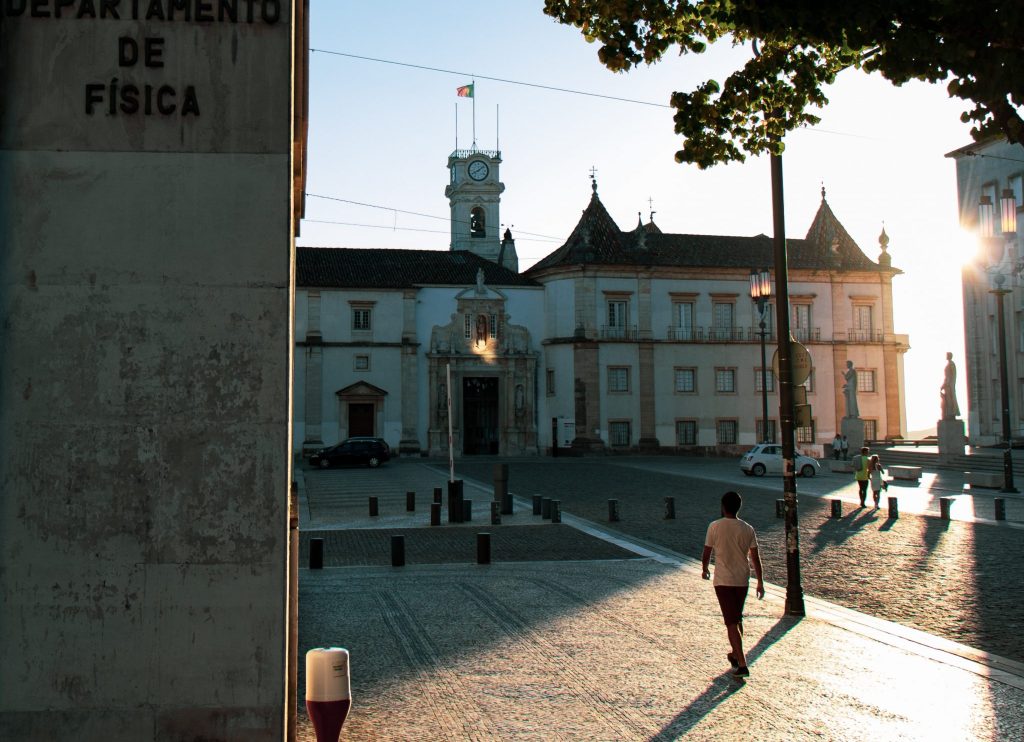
<box><xmin>348</xmin><ymin>403</ymin><xmax>375</xmax><ymax>437</ymax></box>
<box><xmin>463</xmin><ymin>377</ymin><xmax>498</xmax><ymax>455</ymax></box>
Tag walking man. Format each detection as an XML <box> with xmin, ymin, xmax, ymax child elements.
<box><xmin>853</xmin><ymin>446</ymin><xmax>871</xmax><ymax>507</ymax></box>
<box><xmin>840</xmin><ymin>435</ymin><xmax>850</xmax><ymax>460</ymax></box>
<box><xmin>701</xmin><ymin>491</ymin><xmax>764</xmax><ymax>679</ymax></box>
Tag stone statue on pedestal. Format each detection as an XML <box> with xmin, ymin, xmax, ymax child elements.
<box><xmin>842</xmin><ymin>360</ymin><xmax>859</xmax><ymax>418</ymax></box>
<box><xmin>940</xmin><ymin>352</ymin><xmax>960</xmax><ymax>419</ymax></box>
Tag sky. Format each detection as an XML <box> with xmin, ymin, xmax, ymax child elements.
<box><xmin>298</xmin><ymin>1</ymin><xmax>978</xmax><ymax>435</ymax></box>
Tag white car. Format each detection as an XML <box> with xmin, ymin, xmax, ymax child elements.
<box><xmin>740</xmin><ymin>443</ymin><xmax>820</xmax><ymax>478</ymax></box>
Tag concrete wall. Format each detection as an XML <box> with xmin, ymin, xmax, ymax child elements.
<box><xmin>1</xmin><ymin>5</ymin><xmax>298</xmax><ymax>739</ymax></box>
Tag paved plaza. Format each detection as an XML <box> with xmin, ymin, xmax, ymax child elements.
<box><xmin>296</xmin><ymin>456</ymin><xmax>1024</xmax><ymax>740</ymax></box>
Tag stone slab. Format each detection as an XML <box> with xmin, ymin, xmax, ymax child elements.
<box><xmin>938</xmin><ymin>418</ymin><xmax>966</xmax><ymax>458</ymax></box>
<box><xmin>966</xmin><ymin>471</ymin><xmax>1004</xmax><ymax>489</ymax></box>
<box><xmin>889</xmin><ymin>465</ymin><xmax>923</xmax><ymax>481</ymax></box>
<box><xmin>841</xmin><ymin>417</ymin><xmax>865</xmax><ymax>456</ymax></box>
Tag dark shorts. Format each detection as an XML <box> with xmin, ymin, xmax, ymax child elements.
<box><xmin>714</xmin><ymin>585</ymin><xmax>748</xmax><ymax>626</ymax></box>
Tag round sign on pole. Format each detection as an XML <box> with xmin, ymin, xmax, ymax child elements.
<box><xmin>772</xmin><ymin>340</ymin><xmax>812</xmax><ymax>386</ymax></box>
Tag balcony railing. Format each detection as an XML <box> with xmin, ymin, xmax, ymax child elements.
<box><xmin>600</xmin><ymin>324</ymin><xmax>638</xmax><ymax>340</ymax></box>
<box><xmin>707</xmin><ymin>326</ymin><xmax>747</xmax><ymax>342</ymax></box>
<box><xmin>844</xmin><ymin>328</ymin><xmax>884</xmax><ymax>343</ymax></box>
<box><xmin>791</xmin><ymin>327</ymin><xmax>821</xmax><ymax>343</ymax></box>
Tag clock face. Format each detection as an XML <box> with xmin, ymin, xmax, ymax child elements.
<box><xmin>468</xmin><ymin>160</ymin><xmax>489</xmax><ymax>181</ymax></box>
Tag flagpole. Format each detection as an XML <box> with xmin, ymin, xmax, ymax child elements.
<box><xmin>471</xmin><ymin>78</ymin><xmax>476</xmax><ymax>149</ymax></box>
<box><xmin>454</xmin><ymin>102</ymin><xmax>458</xmax><ymax>152</ymax></box>
<box><xmin>496</xmin><ymin>104</ymin><xmax>499</xmax><ymax>153</ymax></box>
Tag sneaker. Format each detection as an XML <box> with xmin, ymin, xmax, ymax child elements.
<box><xmin>732</xmin><ymin>666</ymin><xmax>750</xmax><ymax>678</ymax></box>
<box><xmin>727</xmin><ymin>653</ymin><xmax>739</xmax><ymax>668</ymax></box>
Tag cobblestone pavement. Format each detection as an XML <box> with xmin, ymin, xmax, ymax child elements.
<box><xmin>450</xmin><ymin>458</ymin><xmax>1024</xmax><ymax>664</ymax></box>
<box><xmin>297</xmin><ymin>560</ymin><xmax>1024</xmax><ymax>741</ymax></box>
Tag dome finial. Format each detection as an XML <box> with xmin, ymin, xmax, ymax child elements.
<box><xmin>879</xmin><ymin>222</ymin><xmax>889</xmax><ymax>251</ymax></box>
<box><xmin>821</xmin><ymin>181</ymin><xmax>827</xmax><ymax>201</ymax></box>
<box><xmin>589</xmin><ymin>165</ymin><xmax>598</xmax><ymax>196</ymax></box>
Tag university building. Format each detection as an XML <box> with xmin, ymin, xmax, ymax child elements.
<box><xmin>295</xmin><ymin>148</ymin><xmax>909</xmax><ymax>457</ymax></box>
<box><xmin>948</xmin><ymin>138</ymin><xmax>1024</xmax><ymax>443</ymax></box>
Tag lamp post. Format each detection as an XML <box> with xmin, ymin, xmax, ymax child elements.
<box><xmin>750</xmin><ymin>269</ymin><xmax>772</xmax><ymax>442</ymax></box>
<box><xmin>979</xmin><ymin>190</ymin><xmax>1019</xmax><ymax>494</ymax></box>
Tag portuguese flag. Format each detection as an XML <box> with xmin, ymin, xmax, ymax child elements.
<box><xmin>456</xmin><ymin>83</ymin><xmax>474</xmax><ymax>98</ymax></box>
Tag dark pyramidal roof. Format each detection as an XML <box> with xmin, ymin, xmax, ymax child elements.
<box><xmin>297</xmin><ymin>247</ymin><xmax>540</xmax><ymax>289</ymax></box>
<box><xmin>527</xmin><ymin>187</ymin><xmax>888</xmax><ymax>274</ymax></box>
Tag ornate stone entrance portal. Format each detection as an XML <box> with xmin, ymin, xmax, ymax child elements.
<box><xmin>427</xmin><ymin>273</ymin><xmax>538</xmax><ymax>456</ymax></box>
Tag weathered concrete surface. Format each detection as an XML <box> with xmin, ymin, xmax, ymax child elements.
<box><xmin>0</xmin><ymin>6</ymin><xmax>299</xmax><ymax>739</ymax></box>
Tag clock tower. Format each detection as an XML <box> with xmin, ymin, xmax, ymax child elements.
<box><xmin>446</xmin><ymin>148</ymin><xmax>505</xmax><ymax>262</ymax></box>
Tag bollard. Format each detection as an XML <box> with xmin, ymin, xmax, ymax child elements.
<box><xmin>541</xmin><ymin>497</ymin><xmax>552</xmax><ymax>519</ymax></box>
<box><xmin>551</xmin><ymin>500</ymin><xmax>561</xmax><ymax>523</ymax></box>
<box><xmin>608</xmin><ymin>499</ymin><xmax>620</xmax><ymax>522</ymax></box>
<box><xmin>664</xmin><ymin>496</ymin><xmax>676</xmax><ymax>520</ymax></box>
<box><xmin>433</xmin><ymin>487</ymin><xmax>442</xmax><ymax>505</ymax></box>
<box><xmin>477</xmin><ymin>532</ymin><xmax>491</xmax><ymax>565</ymax></box>
<box><xmin>406</xmin><ymin>491</ymin><xmax>415</xmax><ymax>512</ymax></box>
<box><xmin>463</xmin><ymin>499</ymin><xmax>472</xmax><ymax>522</ymax></box>
<box><xmin>532</xmin><ymin>494</ymin><xmax>542</xmax><ymax>515</ymax></box>
<box><xmin>490</xmin><ymin>501</ymin><xmax>501</xmax><ymax>525</ymax></box>
<box><xmin>830</xmin><ymin>499</ymin><xmax>842</xmax><ymax>519</ymax></box>
<box><xmin>939</xmin><ymin>497</ymin><xmax>952</xmax><ymax>520</ymax></box>
<box><xmin>495</xmin><ymin>463</ymin><xmax>513</xmax><ymax>515</ymax></box>
<box><xmin>430</xmin><ymin>502</ymin><xmax>441</xmax><ymax>526</ymax></box>
<box><xmin>775</xmin><ymin>499</ymin><xmax>785</xmax><ymax>518</ymax></box>
<box><xmin>888</xmin><ymin>496</ymin><xmax>899</xmax><ymax>518</ymax></box>
<box><xmin>995</xmin><ymin>497</ymin><xmax>1006</xmax><ymax>521</ymax></box>
<box><xmin>368</xmin><ymin>496</ymin><xmax>379</xmax><ymax>517</ymax></box>
<box><xmin>309</xmin><ymin>538</ymin><xmax>324</xmax><ymax>570</ymax></box>
<box><xmin>391</xmin><ymin>535</ymin><xmax>405</xmax><ymax>567</ymax></box>
<box><xmin>448</xmin><ymin>479</ymin><xmax>464</xmax><ymax>523</ymax></box>
<box><xmin>305</xmin><ymin>648</ymin><xmax>351</xmax><ymax>741</ymax></box>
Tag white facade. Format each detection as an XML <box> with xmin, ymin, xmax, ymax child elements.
<box><xmin>948</xmin><ymin>138</ymin><xmax>1024</xmax><ymax>443</ymax></box>
<box><xmin>295</xmin><ymin>183</ymin><xmax>910</xmax><ymax>458</ymax></box>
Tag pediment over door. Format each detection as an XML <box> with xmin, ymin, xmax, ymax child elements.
<box><xmin>336</xmin><ymin>381</ymin><xmax>388</xmax><ymax>399</ymax></box>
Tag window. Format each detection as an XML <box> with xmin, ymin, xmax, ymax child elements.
<box><xmin>607</xmin><ymin>300</ymin><xmax>628</xmax><ymax>338</ymax></box>
<box><xmin>676</xmin><ymin>420</ymin><xmax>697</xmax><ymax>445</ymax></box>
<box><xmin>609</xmin><ymin>421</ymin><xmax>631</xmax><ymax>447</ymax></box>
<box><xmin>1010</xmin><ymin>174</ymin><xmax>1023</xmax><ymax>208</ymax></box>
<box><xmin>464</xmin><ymin>314</ymin><xmax>472</xmax><ymax>339</ymax></box>
<box><xmin>804</xmin><ymin>371</ymin><xmax>815</xmax><ymax>394</ymax></box>
<box><xmin>352</xmin><ymin>306</ymin><xmax>372</xmax><ymax>331</ymax></box>
<box><xmin>673</xmin><ymin>301</ymin><xmax>694</xmax><ymax>339</ymax></box>
<box><xmin>674</xmin><ymin>367</ymin><xmax>696</xmax><ymax>393</ymax></box>
<box><xmin>546</xmin><ymin>369</ymin><xmax>555</xmax><ymax>395</ymax></box>
<box><xmin>754</xmin><ymin>369</ymin><xmax>775</xmax><ymax>392</ymax></box>
<box><xmin>757</xmin><ymin>419</ymin><xmax>777</xmax><ymax>443</ymax></box>
<box><xmin>854</xmin><ymin>305</ymin><xmax>873</xmax><ymax>332</ymax></box>
<box><xmin>863</xmin><ymin>419</ymin><xmax>877</xmax><ymax>442</ymax></box>
<box><xmin>716</xmin><ymin>419</ymin><xmax>738</xmax><ymax>444</ymax></box>
<box><xmin>792</xmin><ymin>304</ymin><xmax>811</xmax><ymax>329</ymax></box>
<box><xmin>715</xmin><ymin>368</ymin><xmax>736</xmax><ymax>393</ymax></box>
<box><xmin>489</xmin><ymin>313</ymin><xmax>498</xmax><ymax>339</ymax></box>
<box><xmin>470</xmin><ymin>206</ymin><xmax>486</xmax><ymax>238</ymax></box>
<box><xmin>608</xmin><ymin>366</ymin><xmax>630</xmax><ymax>393</ymax></box>
<box><xmin>354</xmin><ymin>355</ymin><xmax>370</xmax><ymax>371</ymax></box>
<box><xmin>857</xmin><ymin>369</ymin><xmax>876</xmax><ymax>392</ymax></box>
<box><xmin>712</xmin><ymin>302</ymin><xmax>734</xmax><ymax>339</ymax></box>
<box><xmin>796</xmin><ymin>420</ymin><xmax>816</xmax><ymax>444</ymax></box>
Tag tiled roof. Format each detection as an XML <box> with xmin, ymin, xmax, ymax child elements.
<box><xmin>527</xmin><ymin>193</ymin><xmax>885</xmax><ymax>274</ymax></box>
<box><xmin>297</xmin><ymin>247</ymin><xmax>541</xmax><ymax>289</ymax></box>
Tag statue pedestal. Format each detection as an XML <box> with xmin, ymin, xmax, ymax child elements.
<box><xmin>841</xmin><ymin>417</ymin><xmax>865</xmax><ymax>455</ymax></box>
<box><xmin>937</xmin><ymin>418</ymin><xmax>965</xmax><ymax>461</ymax></box>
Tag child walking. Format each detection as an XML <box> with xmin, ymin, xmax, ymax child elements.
<box><xmin>868</xmin><ymin>454</ymin><xmax>886</xmax><ymax>508</ymax></box>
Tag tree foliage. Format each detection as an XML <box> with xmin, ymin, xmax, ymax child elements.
<box><xmin>543</xmin><ymin>0</ymin><xmax>1024</xmax><ymax>168</ymax></box>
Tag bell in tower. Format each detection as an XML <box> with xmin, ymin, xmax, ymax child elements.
<box><xmin>446</xmin><ymin>148</ymin><xmax>505</xmax><ymax>263</ymax></box>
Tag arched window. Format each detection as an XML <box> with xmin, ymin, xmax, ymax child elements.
<box><xmin>470</xmin><ymin>207</ymin><xmax>486</xmax><ymax>238</ymax></box>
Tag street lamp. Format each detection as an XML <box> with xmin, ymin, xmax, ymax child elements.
<box><xmin>979</xmin><ymin>189</ymin><xmax>1019</xmax><ymax>493</ymax></box>
<box><xmin>750</xmin><ymin>269</ymin><xmax>772</xmax><ymax>442</ymax></box>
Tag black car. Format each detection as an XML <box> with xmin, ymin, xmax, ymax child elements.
<box><xmin>311</xmin><ymin>437</ymin><xmax>391</xmax><ymax>469</ymax></box>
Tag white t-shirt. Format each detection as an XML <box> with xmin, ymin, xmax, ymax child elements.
<box><xmin>704</xmin><ymin>517</ymin><xmax>757</xmax><ymax>587</ymax></box>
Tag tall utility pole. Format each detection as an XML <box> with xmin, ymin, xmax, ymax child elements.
<box><xmin>770</xmin><ymin>153</ymin><xmax>806</xmax><ymax>617</ymax></box>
